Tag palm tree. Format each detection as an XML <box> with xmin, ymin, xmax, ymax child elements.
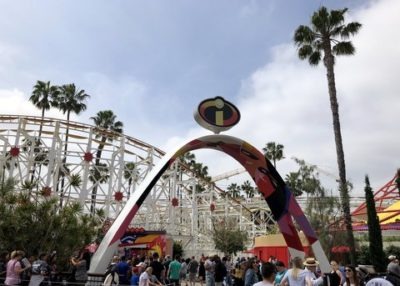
<box><xmin>29</xmin><ymin>81</ymin><xmax>60</xmax><ymax>182</ymax></box>
<box><xmin>294</xmin><ymin>6</ymin><xmax>361</xmax><ymax>264</ymax></box>
<box><xmin>90</xmin><ymin>110</ymin><xmax>123</xmax><ymax>214</ymax></box>
<box><xmin>55</xmin><ymin>84</ymin><xmax>90</xmax><ymax>202</ymax></box>
<box><xmin>29</xmin><ymin>80</ymin><xmax>60</xmax><ymax>139</ymax></box>
<box><xmin>262</xmin><ymin>142</ymin><xmax>285</xmax><ymax>168</ymax></box>
<box><xmin>227</xmin><ymin>183</ymin><xmax>241</xmax><ymax>199</ymax></box>
<box><xmin>124</xmin><ymin>162</ymin><xmax>139</xmax><ymax>199</ymax></box>
<box><xmin>179</xmin><ymin>152</ymin><xmax>196</xmax><ymax>167</ymax></box>
<box><xmin>241</xmin><ymin>180</ymin><xmax>255</xmax><ymax>198</ymax></box>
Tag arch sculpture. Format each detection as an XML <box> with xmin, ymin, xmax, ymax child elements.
<box><xmin>89</xmin><ymin>134</ymin><xmax>330</xmax><ymax>277</ymax></box>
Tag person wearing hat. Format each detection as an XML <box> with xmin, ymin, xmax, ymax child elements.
<box><xmin>137</xmin><ymin>262</ymin><xmax>148</xmax><ymax>275</ymax></box>
<box><xmin>139</xmin><ymin>267</ymin><xmax>153</xmax><ymax>286</ymax></box>
<box><xmin>386</xmin><ymin>255</ymin><xmax>400</xmax><ymax>285</ymax></box>
<box><xmin>387</xmin><ymin>255</ymin><xmax>400</xmax><ymax>277</ymax></box>
<box><xmin>303</xmin><ymin>257</ymin><xmax>323</xmax><ymax>286</ymax></box>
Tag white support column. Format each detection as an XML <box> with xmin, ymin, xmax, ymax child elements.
<box><xmin>9</xmin><ymin>118</ymin><xmax>22</xmax><ymax>178</ymax></box>
<box><xmin>79</xmin><ymin>128</ymin><xmax>93</xmax><ymax>204</ymax></box>
<box><xmin>116</xmin><ymin>138</ymin><xmax>125</xmax><ymax>215</ymax></box>
<box><xmin>105</xmin><ymin>151</ymin><xmax>117</xmax><ymax>217</ymax></box>
<box><xmin>0</xmin><ymin>135</ymin><xmax>9</xmax><ymax>173</ymax></box>
<box><xmin>46</xmin><ymin>121</ymin><xmax>59</xmax><ymax>189</ymax></box>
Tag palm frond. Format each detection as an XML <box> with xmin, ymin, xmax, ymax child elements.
<box><xmin>329</xmin><ymin>8</ymin><xmax>347</xmax><ymax>28</ymax></box>
<box><xmin>298</xmin><ymin>45</ymin><xmax>314</xmax><ymax>60</ymax></box>
<box><xmin>332</xmin><ymin>41</ymin><xmax>355</xmax><ymax>56</ymax></box>
<box><xmin>311</xmin><ymin>6</ymin><xmax>329</xmax><ymax>33</ymax></box>
<box><xmin>341</xmin><ymin>22</ymin><xmax>362</xmax><ymax>39</ymax></box>
<box><xmin>294</xmin><ymin>25</ymin><xmax>315</xmax><ymax>45</ymax></box>
<box><xmin>308</xmin><ymin>51</ymin><xmax>321</xmax><ymax>66</ymax></box>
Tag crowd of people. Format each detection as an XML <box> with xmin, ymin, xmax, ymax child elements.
<box><xmin>2</xmin><ymin>250</ymin><xmax>400</xmax><ymax>286</ymax></box>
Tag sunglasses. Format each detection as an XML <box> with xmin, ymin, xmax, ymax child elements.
<box><xmin>345</xmin><ymin>269</ymin><xmax>352</xmax><ymax>272</ymax></box>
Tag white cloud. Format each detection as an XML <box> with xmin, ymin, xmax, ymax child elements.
<box><xmin>163</xmin><ymin>0</ymin><xmax>400</xmax><ymax>196</ymax></box>
<box><xmin>0</xmin><ymin>88</ymin><xmax>68</xmax><ymax>119</ymax></box>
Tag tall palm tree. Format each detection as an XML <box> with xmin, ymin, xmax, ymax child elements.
<box><xmin>227</xmin><ymin>183</ymin><xmax>241</xmax><ymax>199</ymax></box>
<box><xmin>241</xmin><ymin>180</ymin><xmax>255</xmax><ymax>198</ymax></box>
<box><xmin>90</xmin><ymin>110</ymin><xmax>123</xmax><ymax>214</ymax></box>
<box><xmin>29</xmin><ymin>80</ymin><xmax>60</xmax><ymax>183</ymax></box>
<box><xmin>179</xmin><ymin>152</ymin><xmax>196</xmax><ymax>167</ymax></box>
<box><xmin>294</xmin><ymin>6</ymin><xmax>361</xmax><ymax>264</ymax></box>
<box><xmin>55</xmin><ymin>84</ymin><xmax>90</xmax><ymax>202</ymax></box>
<box><xmin>262</xmin><ymin>142</ymin><xmax>285</xmax><ymax>168</ymax></box>
<box><xmin>29</xmin><ymin>80</ymin><xmax>60</xmax><ymax>139</ymax></box>
<box><xmin>124</xmin><ymin>162</ymin><xmax>139</xmax><ymax>199</ymax></box>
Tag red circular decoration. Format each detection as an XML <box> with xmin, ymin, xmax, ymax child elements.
<box><xmin>114</xmin><ymin>191</ymin><xmax>123</xmax><ymax>202</ymax></box>
<box><xmin>210</xmin><ymin>203</ymin><xmax>216</xmax><ymax>212</ymax></box>
<box><xmin>10</xmin><ymin>146</ymin><xmax>20</xmax><ymax>157</ymax></box>
<box><xmin>171</xmin><ymin>197</ymin><xmax>179</xmax><ymax>207</ymax></box>
<box><xmin>41</xmin><ymin>186</ymin><xmax>52</xmax><ymax>197</ymax></box>
<box><xmin>83</xmin><ymin>152</ymin><xmax>93</xmax><ymax>162</ymax></box>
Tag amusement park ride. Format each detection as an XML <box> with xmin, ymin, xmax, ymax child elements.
<box><xmin>0</xmin><ymin>97</ymin><xmax>398</xmax><ymax>282</ymax></box>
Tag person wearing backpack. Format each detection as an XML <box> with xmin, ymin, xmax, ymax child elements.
<box><xmin>29</xmin><ymin>254</ymin><xmax>50</xmax><ymax>286</ymax></box>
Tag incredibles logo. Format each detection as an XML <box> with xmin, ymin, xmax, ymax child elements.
<box><xmin>194</xmin><ymin>97</ymin><xmax>240</xmax><ymax>134</ymax></box>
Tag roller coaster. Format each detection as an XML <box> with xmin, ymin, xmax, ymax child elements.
<box><xmin>0</xmin><ymin>115</ymin><xmax>275</xmax><ymax>257</ymax></box>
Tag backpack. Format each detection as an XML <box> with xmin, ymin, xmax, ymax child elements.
<box><xmin>32</xmin><ymin>261</ymin><xmax>42</xmax><ymax>275</ymax></box>
<box><xmin>103</xmin><ymin>272</ymin><xmax>119</xmax><ymax>286</ymax></box>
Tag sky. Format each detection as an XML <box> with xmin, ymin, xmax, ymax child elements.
<box><xmin>0</xmin><ymin>0</ymin><xmax>398</xmax><ymax>197</ymax></box>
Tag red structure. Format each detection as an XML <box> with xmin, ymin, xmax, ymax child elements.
<box><xmin>352</xmin><ymin>174</ymin><xmax>399</xmax><ymax>228</ymax></box>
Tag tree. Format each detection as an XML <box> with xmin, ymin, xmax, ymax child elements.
<box><xmin>29</xmin><ymin>81</ymin><xmax>60</xmax><ymax>182</ymax></box>
<box><xmin>284</xmin><ymin>172</ymin><xmax>304</xmax><ymax>197</ymax></box>
<box><xmin>173</xmin><ymin>241</ymin><xmax>184</xmax><ymax>258</ymax></box>
<box><xmin>124</xmin><ymin>162</ymin><xmax>139</xmax><ymax>199</ymax></box>
<box><xmin>263</xmin><ymin>142</ymin><xmax>284</xmax><ymax>168</ymax></box>
<box><xmin>227</xmin><ymin>183</ymin><xmax>241</xmax><ymax>199</ymax></box>
<box><xmin>241</xmin><ymin>180</ymin><xmax>255</xmax><ymax>198</ymax></box>
<box><xmin>395</xmin><ymin>168</ymin><xmax>400</xmax><ymax>196</ymax></box>
<box><xmin>285</xmin><ymin>158</ymin><xmax>320</xmax><ymax>196</ymax></box>
<box><xmin>29</xmin><ymin>80</ymin><xmax>60</xmax><ymax>138</ymax></box>
<box><xmin>211</xmin><ymin>217</ymin><xmax>248</xmax><ymax>255</ymax></box>
<box><xmin>294</xmin><ymin>6</ymin><xmax>361</xmax><ymax>264</ymax></box>
<box><xmin>179</xmin><ymin>152</ymin><xmax>196</xmax><ymax>167</ymax></box>
<box><xmin>364</xmin><ymin>175</ymin><xmax>386</xmax><ymax>272</ymax></box>
<box><xmin>90</xmin><ymin>110</ymin><xmax>123</xmax><ymax>214</ymax></box>
<box><xmin>55</xmin><ymin>84</ymin><xmax>90</xmax><ymax>203</ymax></box>
<box><xmin>0</xmin><ymin>177</ymin><xmax>103</xmax><ymax>270</ymax></box>
<box><xmin>287</xmin><ymin>158</ymin><xmax>339</xmax><ymax>255</ymax></box>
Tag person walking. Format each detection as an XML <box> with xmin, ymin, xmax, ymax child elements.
<box><xmin>214</xmin><ymin>256</ymin><xmax>227</xmax><ymax>286</ymax></box>
<box><xmin>70</xmin><ymin>252</ymin><xmax>88</xmax><ymax>284</ymax></box>
<box><xmin>343</xmin><ymin>265</ymin><xmax>359</xmax><ymax>286</ymax></box>
<box><xmin>168</xmin><ymin>255</ymin><xmax>182</xmax><ymax>286</ymax></box>
<box><xmin>117</xmin><ymin>256</ymin><xmax>131</xmax><ymax>285</ymax></box>
<box><xmin>198</xmin><ymin>257</ymin><xmax>206</xmax><ymax>286</ymax></box>
<box><xmin>5</xmin><ymin>251</ymin><xmax>31</xmax><ymax>286</ymax></box>
<box><xmin>253</xmin><ymin>263</ymin><xmax>276</xmax><ymax>286</ymax></box>
<box><xmin>205</xmin><ymin>256</ymin><xmax>215</xmax><ymax>286</ymax></box>
<box><xmin>280</xmin><ymin>257</ymin><xmax>307</xmax><ymax>286</ymax></box>
<box><xmin>274</xmin><ymin>261</ymin><xmax>287</xmax><ymax>286</ymax></box>
<box><xmin>150</xmin><ymin>253</ymin><xmax>164</xmax><ymax>284</ymax></box>
<box><xmin>244</xmin><ymin>259</ymin><xmax>259</xmax><ymax>286</ymax></box>
<box><xmin>29</xmin><ymin>253</ymin><xmax>50</xmax><ymax>286</ymax></box>
<box><xmin>188</xmin><ymin>256</ymin><xmax>199</xmax><ymax>286</ymax></box>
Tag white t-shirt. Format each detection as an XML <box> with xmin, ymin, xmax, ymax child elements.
<box><xmin>365</xmin><ymin>277</ymin><xmax>393</xmax><ymax>286</ymax></box>
<box><xmin>139</xmin><ymin>271</ymin><xmax>150</xmax><ymax>286</ymax></box>
<box><xmin>253</xmin><ymin>280</ymin><xmax>274</xmax><ymax>286</ymax></box>
<box><xmin>281</xmin><ymin>269</ymin><xmax>308</xmax><ymax>286</ymax></box>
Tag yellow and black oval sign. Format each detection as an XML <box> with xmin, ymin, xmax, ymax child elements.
<box><xmin>194</xmin><ymin>97</ymin><xmax>240</xmax><ymax>133</ymax></box>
